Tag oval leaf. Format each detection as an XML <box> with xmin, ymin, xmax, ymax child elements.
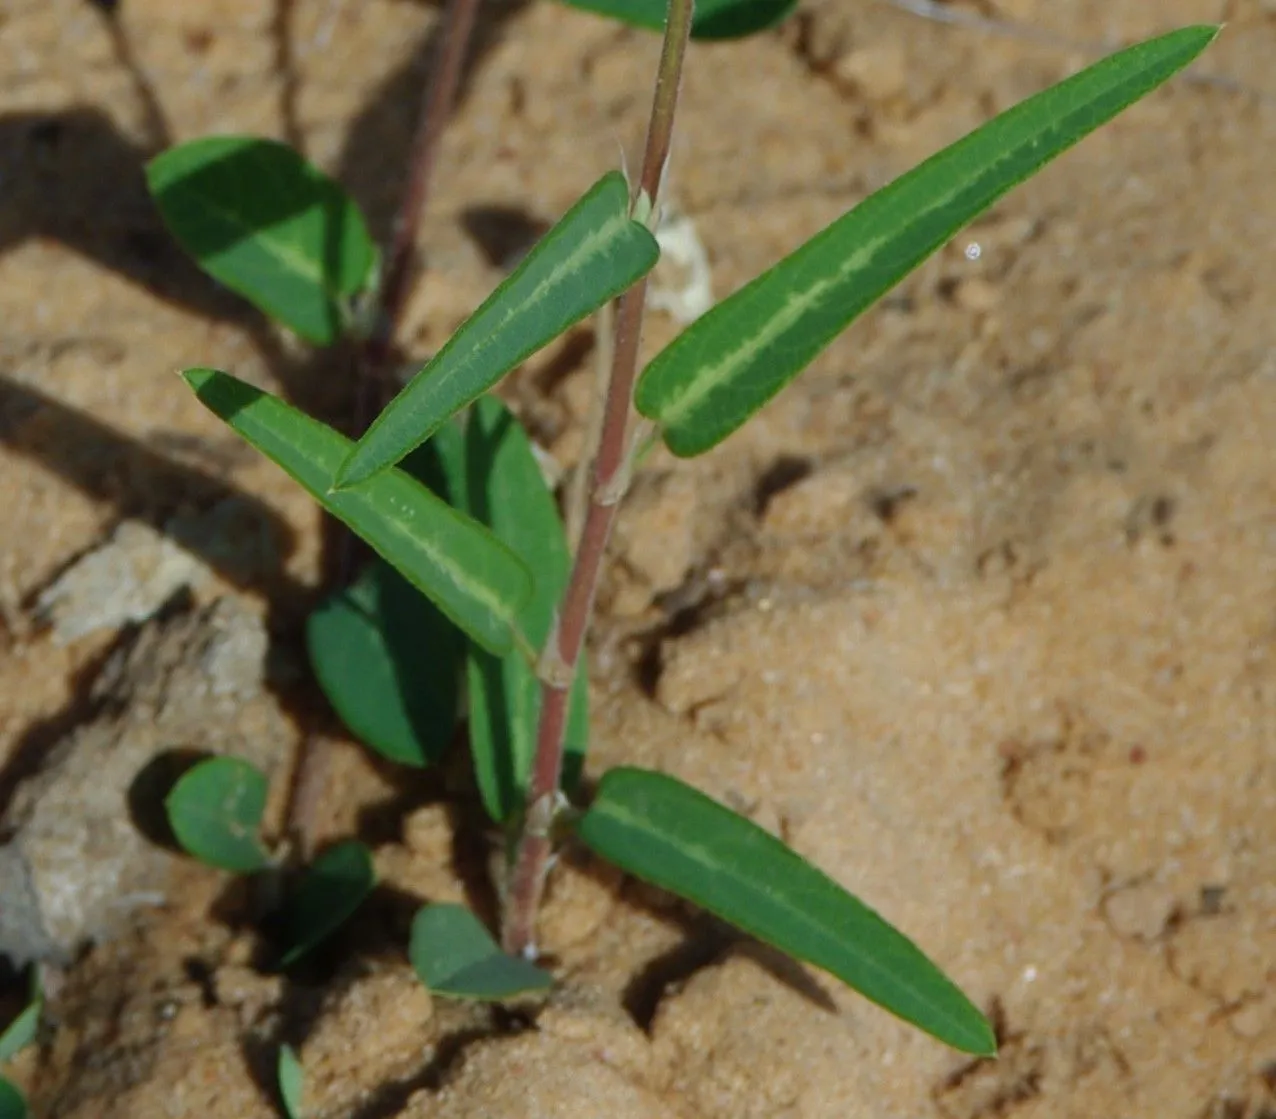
<box><xmin>280</xmin><ymin>840</ymin><xmax>376</xmax><ymax>967</ymax></box>
<box><xmin>183</xmin><ymin>368</ymin><xmax>531</xmax><ymax>655</ymax></box>
<box><xmin>636</xmin><ymin>25</ymin><xmax>1219</xmax><ymax>457</ymax></box>
<box><xmin>433</xmin><ymin>399</ymin><xmax>589</xmax><ymax>822</ymax></box>
<box><xmin>577</xmin><ymin>767</ymin><xmax>996</xmax><ymax>1055</ymax></box>
<box><xmin>277</xmin><ymin>1044</ymin><xmax>304</xmax><ymax>1119</ymax></box>
<box><xmin>165</xmin><ymin>756</ymin><xmax>271</xmax><ymax>873</ymax></box>
<box><xmin>147</xmin><ymin>136</ymin><xmax>376</xmax><ymax>345</ymax></box>
<box><xmin>409</xmin><ymin>903</ymin><xmax>552</xmax><ymax>1001</ymax></box>
<box><xmin>557</xmin><ymin>0</ymin><xmax>797</xmax><ymax>39</ymax></box>
<box><xmin>308</xmin><ymin>560</ymin><xmax>463</xmax><ymax>768</ymax></box>
<box><xmin>0</xmin><ymin>1081</ymin><xmax>25</xmax><ymax>1119</ymax></box>
<box><xmin>336</xmin><ymin>171</ymin><xmax>659</xmax><ymax>488</ymax></box>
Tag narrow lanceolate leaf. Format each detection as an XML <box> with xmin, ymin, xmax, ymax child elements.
<box><xmin>147</xmin><ymin>136</ymin><xmax>376</xmax><ymax>345</ymax></box>
<box><xmin>556</xmin><ymin>0</ymin><xmax>796</xmax><ymax>39</ymax></box>
<box><xmin>433</xmin><ymin>399</ymin><xmax>589</xmax><ymax>823</ymax></box>
<box><xmin>307</xmin><ymin>560</ymin><xmax>463</xmax><ymax>768</ymax></box>
<box><xmin>635</xmin><ymin>25</ymin><xmax>1218</xmax><ymax>457</ymax></box>
<box><xmin>165</xmin><ymin>757</ymin><xmax>272</xmax><ymax>873</ymax></box>
<box><xmin>578</xmin><ymin>768</ymin><xmax>996</xmax><ymax>1056</ymax></box>
<box><xmin>277</xmin><ymin>1045</ymin><xmax>304</xmax><ymax>1119</ymax></box>
<box><xmin>183</xmin><ymin>369</ymin><xmax>531</xmax><ymax>654</ymax></box>
<box><xmin>336</xmin><ymin>171</ymin><xmax>659</xmax><ymax>488</ymax></box>
<box><xmin>0</xmin><ymin>992</ymin><xmax>39</xmax><ymax>1065</ymax></box>
<box><xmin>0</xmin><ymin>1008</ymin><xmax>36</xmax><ymax>1067</ymax></box>
<box><xmin>280</xmin><ymin>841</ymin><xmax>376</xmax><ymax>967</ymax></box>
<box><xmin>410</xmin><ymin>904</ymin><xmax>553</xmax><ymax>1001</ymax></box>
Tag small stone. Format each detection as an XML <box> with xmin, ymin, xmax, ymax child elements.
<box><xmin>953</xmin><ymin>277</ymin><xmax>1001</xmax><ymax>314</ymax></box>
<box><xmin>1102</xmin><ymin>881</ymin><xmax>1177</xmax><ymax>941</ymax></box>
<box><xmin>165</xmin><ymin>496</ymin><xmax>282</xmax><ymax>586</ymax></box>
<box><xmin>835</xmin><ymin>45</ymin><xmax>908</xmax><ymax>102</ymax></box>
<box><xmin>1228</xmin><ymin>1000</ymin><xmax>1269</xmax><ymax>1039</ymax></box>
<box><xmin>0</xmin><ymin>597</ymin><xmax>286</xmax><ymax>966</ymax></box>
<box><xmin>36</xmin><ymin>520</ymin><xmax>209</xmax><ymax>644</ymax></box>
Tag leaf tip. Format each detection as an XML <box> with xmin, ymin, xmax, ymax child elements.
<box><xmin>331</xmin><ymin>448</ymin><xmax>371</xmax><ymax>492</ymax></box>
<box><xmin>179</xmin><ymin>366</ymin><xmax>222</xmax><ymax>399</ymax></box>
<box><xmin>960</xmin><ymin>1013</ymin><xmax>999</xmax><ymax>1058</ymax></box>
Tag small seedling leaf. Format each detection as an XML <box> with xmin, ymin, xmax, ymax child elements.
<box><xmin>183</xmin><ymin>369</ymin><xmax>532</xmax><ymax>655</ymax></box>
<box><xmin>409</xmin><ymin>903</ymin><xmax>553</xmax><ymax>1000</ymax></box>
<box><xmin>557</xmin><ymin>0</ymin><xmax>797</xmax><ymax>39</ymax></box>
<box><xmin>433</xmin><ymin>398</ymin><xmax>589</xmax><ymax>822</ymax></box>
<box><xmin>336</xmin><ymin>171</ymin><xmax>659</xmax><ymax>488</ymax></box>
<box><xmin>0</xmin><ymin>1080</ymin><xmax>26</xmax><ymax>1119</ymax></box>
<box><xmin>147</xmin><ymin>136</ymin><xmax>376</xmax><ymax>344</ymax></box>
<box><xmin>165</xmin><ymin>756</ymin><xmax>272</xmax><ymax>873</ymax></box>
<box><xmin>308</xmin><ymin>560</ymin><xmax>463</xmax><ymax>767</ymax></box>
<box><xmin>280</xmin><ymin>840</ymin><xmax>376</xmax><ymax>967</ymax></box>
<box><xmin>0</xmin><ymin>983</ymin><xmax>39</xmax><ymax>1065</ymax></box>
<box><xmin>277</xmin><ymin>1045</ymin><xmax>304</xmax><ymax>1119</ymax></box>
<box><xmin>636</xmin><ymin>25</ymin><xmax>1219</xmax><ymax>457</ymax></box>
<box><xmin>577</xmin><ymin>767</ymin><xmax>996</xmax><ymax>1055</ymax></box>
<box><xmin>0</xmin><ymin>1007</ymin><xmax>36</xmax><ymax>1066</ymax></box>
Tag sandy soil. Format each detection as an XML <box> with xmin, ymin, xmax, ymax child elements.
<box><xmin>2</xmin><ymin>0</ymin><xmax>1274</xmax><ymax>1115</ymax></box>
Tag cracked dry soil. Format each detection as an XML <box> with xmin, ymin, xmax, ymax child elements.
<box><xmin>2</xmin><ymin>0</ymin><xmax>1275</xmax><ymax>1115</ymax></box>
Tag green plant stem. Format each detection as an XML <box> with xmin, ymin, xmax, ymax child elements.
<box><xmin>501</xmin><ymin>0</ymin><xmax>695</xmax><ymax>957</ymax></box>
<box><xmin>285</xmin><ymin>0</ymin><xmax>483</xmax><ymax>860</ymax></box>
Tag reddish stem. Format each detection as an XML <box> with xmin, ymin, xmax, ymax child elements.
<box><xmin>286</xmin><ymin>0</ymin><xmax>484</xmax><ymax>858</ymax></box>
<box><xmin>502</xmin><ymin>0</ymin><xmax>696</xmax><ymax>957</ymax></box>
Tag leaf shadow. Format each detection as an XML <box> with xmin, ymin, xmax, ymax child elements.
<box><xmin>0</xmin><ymin>600</ymin><xmax>148</xmax><ymax>819</ymax></box>
<box><xmin>559</xmin><ymin>822</ymin><xmax>839</xmax><ymax>1031</ymax></box>
<box><xmin>0</xmin><ymin>0</ymin><xmax>538</xmax><ymax>591</ymax></box>
<box><xmin>460</xmin><ymin>205</ymin><xmax>551</xmax><ymax>271</ymax></box>
<box><xmin>0</xmin><ymin>105</ymin><xmax>287</xmax><ymax>359</ymax></box>
<box><xmin>223</xmin><ymin>867</ymin><xmax>526</xmax><ymax>1117</ymax></box>
<box><xmin>4</xmin><ymin>0</ymin><xmax>538</xmax><ymax>1028</ymax></box>
<box><xmin>331</xmin><ymin>0</ymin><xmax>532</xmax><ymax>252</ymax></box>
<box><xmin>351</xmin><ymin>754</ymin><xmax>506</xmax><ymax>935</ymax></box>
<box><xmin>0</xmin><ymin>377</ymin><xmax>297</xmax><ymax>598</ymax></box>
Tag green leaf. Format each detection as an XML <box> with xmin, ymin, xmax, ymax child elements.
<box><xmin>557</xmin><ymin>0</ymin><xmax>797</xmax><ymax>39</ymax></box>
<box><xmin>0</xmin><ymin>1007</ymin><xmax>36</xmax><ymax>1067</ymax></box>
<box><xmin>183</xmin><ymin>368</ymin><xmax>532</xmax><ymax>655</ymax></box>
<box><xmin>434</xmin><ymin>399</ymin><xmax>589</xmax><ymax>822</ymax></box>
<box><xmin>277</xmin><ymin>1044</ymin><xmax>304</xmax><ymax>1119</ymax></box>
<box><xmin>409</xmin><ymin>904</ymin><xmax>553</xmax><ymax>1001</ymax></box>
<box><xmin>577</xmin><ymin>767</ymin><xmax>996</xmax><ymax>1056</ymax></box>
<box><xmin>147</xmin><ymin>136</ymin><xmax>376</xmax><ymax>345</ymax></box>
<box><xmin>0</xmin><ymin>1080</ymin><xmax>25</xmax><ymax>1119</ymax></box>
<box><xmin>336</xmin><ymin>171</ymin><xmax>659</xmax><ymax>488</ymax></box>
<box><xmin>0</xmin><ymin>980</ymin><xmax>39</xmax><ymax>1065</ymax></box>
<box><xmin>636</xmin><ymin>25</ymin><xmax>1219</xmax><ymax>457</ymax></box>
<box><xmin>165</xmin><ymin>756</ymin><xmax>272</xmax><ymax>873</ymax></box>
<box><xmin>308</xmin><ymin>560</ymin><xmax>463</xmax><ymax>768</ymax></box>
<box><xmin>280</xmin><ymin>841</ymin><xmax>376</xmax><ymax>967</ymax></box>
